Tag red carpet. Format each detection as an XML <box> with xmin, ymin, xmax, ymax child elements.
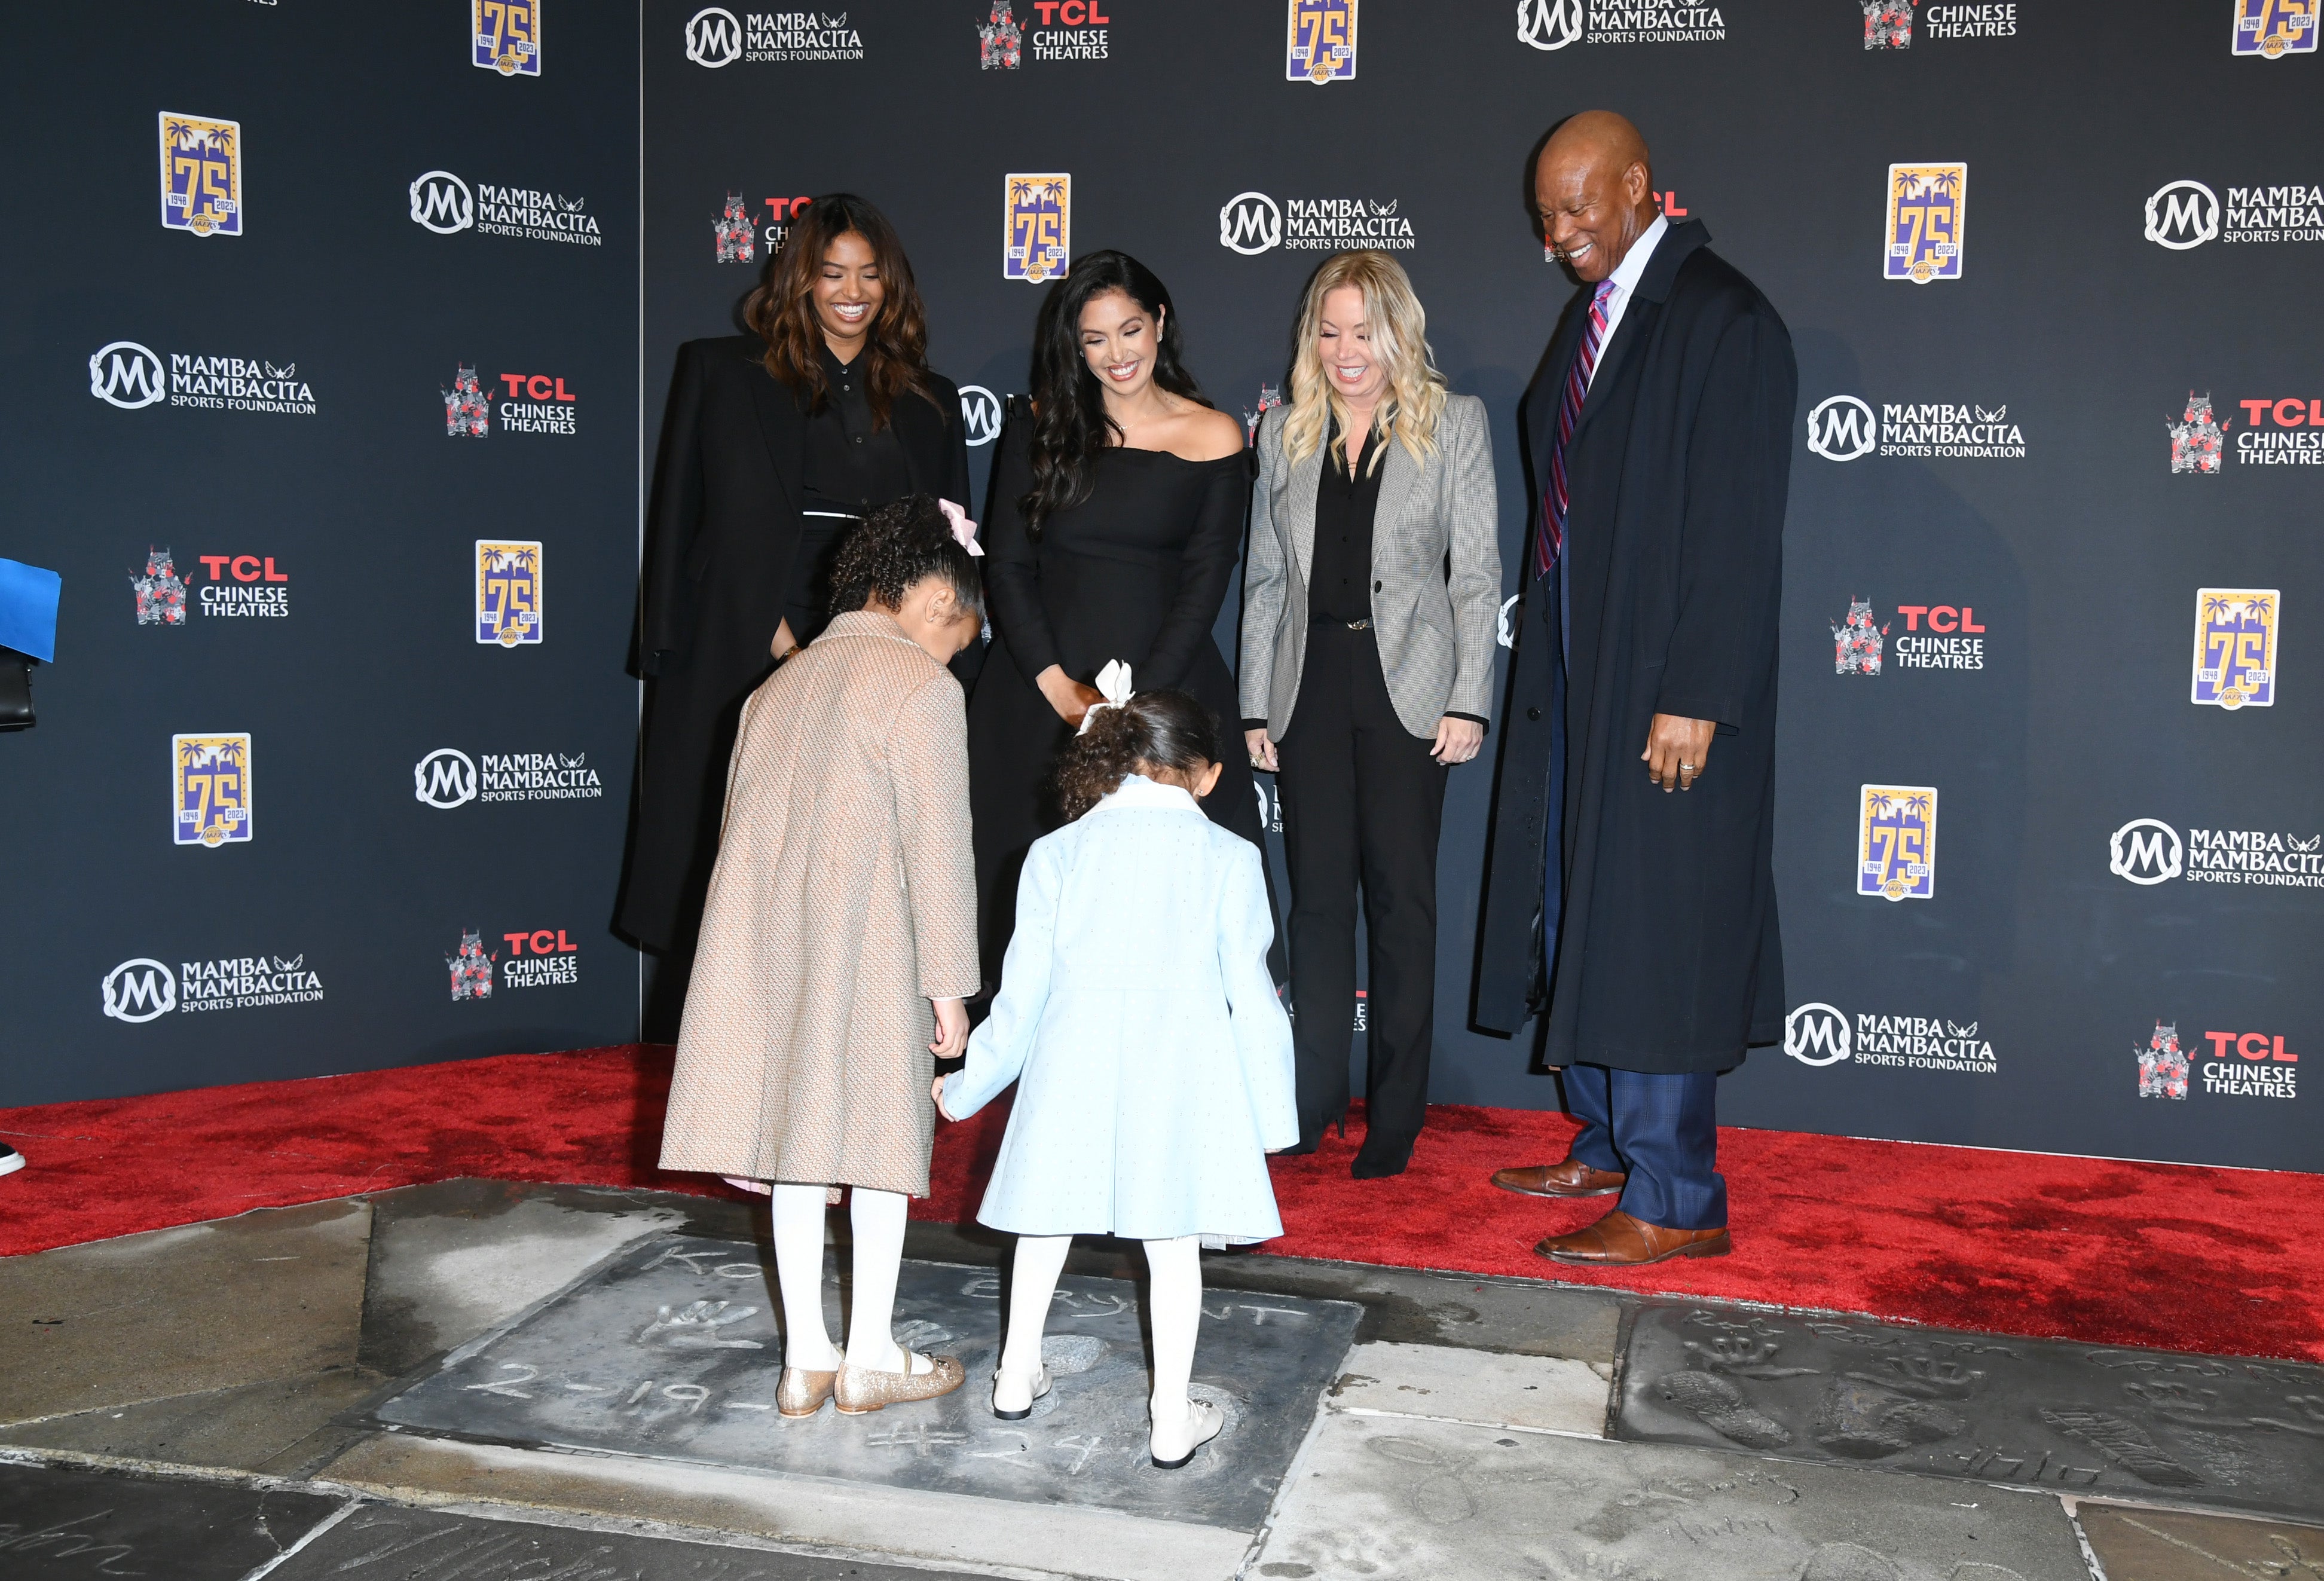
<box><xmin>4</xmin><ymin>1043</ymin><xmax>2319</xmax><ymax>1362</ymax></box>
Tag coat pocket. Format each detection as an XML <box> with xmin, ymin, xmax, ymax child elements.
<box><xmin>1411</xmin><ymin>585</ymin><xmax>1457</xmax><ymax>641</ymax></box>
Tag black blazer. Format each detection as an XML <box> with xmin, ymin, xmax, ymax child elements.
<box><xmin>1473</xmin><ymin>221</ymin><xmax>1796</xmax><ymax>1070</ymax></box>
<box><xmin>619</xmin><ymin>335</ymin><xmax>970</xmax><ymax>955</ymax></box>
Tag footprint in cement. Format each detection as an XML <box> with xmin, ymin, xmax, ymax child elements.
<box><xmin>1362</xmin><ymin>1432</ymin><xmax>1474</xmax><ymax>1522</ymax></box>
<box><xmin>2039</xmin><ymin>1408</ymin><xmax>2204</xmax><ymax>1488</ymax></box>
<box><xmin>1813</xmin><ymin>1377</ymin><xmax>1967</xmax><ymax>1459</ymax></box>
<box><xmin>1042</xmin><ymin>1333</ymin><xmax>1108</xmax><ymax>1375</ymax></box>
<box><xmin>1658</xmin><ymin>1369</ymin><xmax>1793</xmax><ymax>1449</ymax></box>
<box><xmin>983</xmin><ymin>1335</ymin><xmax>1115</xmax><ymax>1423</ymax></box>
<box><xmin>1800</xmin><ymin>1543</ymin><xmax>1901</xmax><ymax>1581</ymax></box>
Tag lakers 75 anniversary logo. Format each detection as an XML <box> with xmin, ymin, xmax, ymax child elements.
<box><xmin>476</xmin><ymin>540</ymin><xmax>542</xmax><ymax>647</ymax></box>
<box><xmin>474</xmin><ymin>1</ymin><xmax>542</xmax><ymax>75</ymax></box>
<box><xmin>1287</xmin><ymin>0</ymin><xmax>1357</xmax><ymax>82</ymax></box>
<box><xmin>160</xmin><ymin>114</ymin><xmax>241</xmax><ymax>237</ymax></box>
<box><xmin>1858</xmin><ymin>784</ymin><xmax>1937</xmax><ymax>900</ymax></box>
<box><xmin>2233</xmin><ymin>0</ymin><xmax>2316</xmax><ymax>57</ymax></box>
<box><xmin>174</xmin><ymin>733</ymin><xmax>252</xmax><ymax>848</ymax></box>
<box><xmin>2192</xmin><ymin>588</ymin><xmax>2280</xmax><ymax>710</ymax></box>
<box><xmin>1884</xmin><ymin>163</ymin><xmax>1965</xmax><ymax>283</ymax></box>
<box><xmin>1003</xmin><ymin>174</ymin><xmax>1070</xmax><ymax>282</ymax></box>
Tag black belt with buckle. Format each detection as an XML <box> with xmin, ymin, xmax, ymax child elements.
<box><xmin>1313</xmin><ymin>616</ymin><xmax>1372</xmax><ymax>631</ymax></box>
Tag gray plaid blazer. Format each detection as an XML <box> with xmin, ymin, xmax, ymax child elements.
<box><xmin>1240</xmin><ymin>393</ymin><xmax>1502</xmax><ymax>739</ymax></box>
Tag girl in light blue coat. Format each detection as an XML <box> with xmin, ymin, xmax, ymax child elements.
<box><xmin>935</xmin><ymin>683</ymin><xmax>1298</xmax><ymax>1469</ymax></box>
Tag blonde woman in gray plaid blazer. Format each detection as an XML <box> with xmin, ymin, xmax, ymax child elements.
<box><xmin>1240</xmin><ymin>250</ymin><xmax>1501</xmax><ymax>1178</ymax></box>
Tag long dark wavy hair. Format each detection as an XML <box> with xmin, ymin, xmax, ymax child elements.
<box><xmin>1020</xmin><ymin>250</ymin><xmax>1211</xmax><ymax>537</ymax></box>
<box><xmin>742</xmin><ymin>193</ymin><xmax>933</xmax><ymax>429</ymax></box>
<box><xmin>1051</xmin><ymin>689</ymin><xmax>1219</xmax><ymax>822</ymax></box>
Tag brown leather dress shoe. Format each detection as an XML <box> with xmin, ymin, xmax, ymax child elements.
<box><xmin>1534</xmin><ymin>1209</ymin><xmax>1731</xmax><ymax>1266</ymax></box>
<box><xmin>1491</xmin><ymin>1157</ymin><xmax>1628</xmax><ymax>1198</ymax></box>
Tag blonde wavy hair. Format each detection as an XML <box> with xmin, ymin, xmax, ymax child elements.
<box><xmin>1279</xmin><ymin>250</ymin><xmax>1448</xmax><ymax>477</ymax></box>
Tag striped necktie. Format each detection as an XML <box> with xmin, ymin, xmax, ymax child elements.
<box><xmin>1535</xmin><ymin>278</ymin><xmax>1619</xmax><ymax>579</ymax></box>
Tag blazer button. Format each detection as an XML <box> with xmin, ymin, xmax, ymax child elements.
<box><xmin>1527</xmin><ymin>706</ymin><xmax>1542</xmax><ymax>721</ymax></box>
<box><xmin>1373</xmin><ymin>580</ymin><xmax>1383</xmax><ymax>592</ymax></box>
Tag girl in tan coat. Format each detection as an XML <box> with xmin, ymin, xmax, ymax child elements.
<box><xmin>660</xmin><ymin>495</ymin><xmax>983</xmax><ymax>1417</ymax></box>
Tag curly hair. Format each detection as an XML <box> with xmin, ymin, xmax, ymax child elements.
<box><xmin>742</xmin><ymin>193</ymin><xmax>935</xmax><ymax>430</ymax></box>
<box><xmin>1051</xmin><ymin>689</ymin><xmax>1219</xmax><ymax>821</ymax></box>
<box><xmin>829</xmin><ymin>494</ymin><xmax>986</xmax><ymax>625</ymax></box>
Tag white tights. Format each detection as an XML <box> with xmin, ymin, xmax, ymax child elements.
<box><xmin>999</xmin><ymin>1234</ymin><xmax>1201</xmax><ymax>1422</ymax></box>
<box><xmin>768</xmin><ymin>1184</ymin><xmax>929</xmax><ymax>1375</ymax></box>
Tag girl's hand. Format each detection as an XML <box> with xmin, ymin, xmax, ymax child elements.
<box><xmin>930</xmin><ymin>996</ymin><xmax>969</xmax><ymax>1059</ymax></box>
<box><xmin>931</xmin><ymin>1075</ymin><xmax>957</xmax><ymax>1123</ymax></box>
<box><xmin>1244</xmin><ymin>727</ymin><xmax>1278</xmax><ymax>773</ymax></box>
<box><xmin>769</xmin><ymin>618</ymin><xmax>800</xmax><ymax>662</ymax></box>
<box><xmin>1430</xmin><ymin>716</ymin><xmax>1484</xmax><ymax>766</ymax></box>
<box><xmin>1036</xmin><ymin>665</ymin><xmax>1106</xmax><ymax>726</ymax></box>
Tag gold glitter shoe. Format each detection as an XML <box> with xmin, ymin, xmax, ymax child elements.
<box><xmin>776</xmin><ymin>1366</ymin><xmax>836</xmax><ymax>1418</ymax></box>
<box><xmin>833</xmin><ymin>1353</ymin><xmax>966</xmax><ymax>1414</ymax></box>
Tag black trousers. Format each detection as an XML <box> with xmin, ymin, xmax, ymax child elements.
<box><xmin>1276</xmin><ymin>622</ymin><xmax>1447</xmax><ymax>1151</ymax></box>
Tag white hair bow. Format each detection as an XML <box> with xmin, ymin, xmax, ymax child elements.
<box><xmin>1077</xmin><ymin>659</ymin><xmax>1133</xmax><ymax>735</ymax></box>
<box><xmin>938</xmin><ymin>498</ymin><xmax>983</xmax><ymax>557</ymax></box>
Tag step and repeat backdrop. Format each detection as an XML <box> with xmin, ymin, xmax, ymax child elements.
<box><xmin>641</xmin><ymin>0</ymin><xmax>2318</xmax><ymax>1172</ymax></box>
<box><xmin>1</xmin><ymin>3</ymin><xmax>643</xmax><ymax>1105</ymax></box>
<box><xmin>5</xmin><ymin>3</ymin><xmax>2315</xmax><ymax>1179</ymax></box>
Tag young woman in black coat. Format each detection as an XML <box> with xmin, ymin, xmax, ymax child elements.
<box><xmin>620</xmin><ymin>195</ymin><xmax>972</xmax><ymax>958</ymax></box>
<box><xmin>967</xmin><ymin>250</ymin><xmax>1281</xmax><ymax>986</ymax></box>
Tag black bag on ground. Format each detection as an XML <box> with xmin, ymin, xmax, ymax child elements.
<box><xmin>0</xmin><ymin>648</ymin><xmax>36</xmax><ymax>732</ymax></box>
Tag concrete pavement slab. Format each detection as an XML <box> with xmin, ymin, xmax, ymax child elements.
<box><xmin>905</xmin><ymin>1224</ymin><xmax>1624</xmax><ymax>1365</ymax></box>
<box><xmin>370</xmin><ymin>1243</ymin><xmax>1359</xmax><ymax>1531</ymax></box>
<box><xmin>1252</xmin><ymin>1412</ymin><xmax>2093</xmax><ymax>1580</ymax></box>
<box><xmin>317</xmin><ymin>1433</ymin><xmax>1253</xmax><ymax>1580</ymax></box>
<box><xmin>0</xmin><ymin>1366</ymin><xmax>389</xmax><ymax>1476</ymax></box>
<box><xmin>2077</xmin><ymin>1502</ymin><xmax>2324</xmax><ymax>1579</ymax></box>
<box><xmin>0</xmin><ymin>1199</ymin><xmax>369</xmax><ymax>1426</ymax></box>
<box><xmin>0</xmin><ymin>1457</ymin><xmax>348</xmax><ymax>1581</ymax></box>
<box><xmin>359</xmin><ymin>1181</ymin><xmax>689</xmax><ymax>1377</ymax></box>
<box><xmin>263</xmin><ymin>1499</ymin><xmax>1036</xmax><ymax>1581</ymax></box>
<box><xmin>1326</xmin><ymin>1342</ymin><xmax>1611</xmax><ymax>1437</ymax></box>
<box><xmin>1615</xmin><ymin>1300</ymin><xmax>2324</xmax><ymax>1523</ymax></box>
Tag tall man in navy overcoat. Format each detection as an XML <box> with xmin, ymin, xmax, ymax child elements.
<box><xmin>1474</xmin><ymin>113</ymin><xmax>1796</xmax><ymax>1265</ymax></box>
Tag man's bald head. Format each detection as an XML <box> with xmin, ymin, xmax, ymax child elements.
<box><xmin>1534</xmin><ymin>112</ymin><xmax>1661</xmax><ymax>283</ymax></box>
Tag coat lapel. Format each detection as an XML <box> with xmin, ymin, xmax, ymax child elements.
<box><xmin>738</xmin><ymin>356</ymin><xmax>805</xmax><ymax>510</ymax></box>
<box><xmin>1523</xmin><ymin>298</ymin><xmax>1591</xmax><ymax>507</ymax></box>
<box><xmin>1573</xmin><ymin>219</ymin><xmax>1711</xmax><ymax>443</ymax></box>
<box><xmin>1286</xmin><ymin>433</ymin><xmax>1324</xmax><ymax>587</ymax></box>
<box><xmin>1573</xmin><ymin>301</ymin><xmax>1655</xmax><ymax>439</ymax></box>
<box><xmin>1369</xmin><ymin>427</ymin><xmax>1420</xmax><ymax>568</ymax></box>
<box><xmin>890</xmin><ymin>386</ymin><xmax>950</xmax><ymax>499</ymax></box>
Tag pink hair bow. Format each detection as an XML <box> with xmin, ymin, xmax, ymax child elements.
<box><xmin>938</xmin><ymin>498</ymin><xmax>983</xmax><ymax>557</ymax></box>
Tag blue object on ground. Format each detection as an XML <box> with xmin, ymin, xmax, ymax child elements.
<box><xmin>0</xmin><ymin>559</ymin><xmax>61</xmax><ymax>663</ymax></box>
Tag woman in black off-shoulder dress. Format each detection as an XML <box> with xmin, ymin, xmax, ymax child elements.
<box><xmin>968</xmin><ymin>252</ymin><xmax>1280</xmax><ymax>984</ymax></box>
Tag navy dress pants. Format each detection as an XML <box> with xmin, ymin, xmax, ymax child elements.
<box><xmin>1560</xmin><ymin>1066</ymin><xmax>1728</xmax><ymax>1229</ymax></box>
<box><xmin>1540</xmin><ymin>559</ymin><xmax>1725</xmax><ymax>1232</ymax></box>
